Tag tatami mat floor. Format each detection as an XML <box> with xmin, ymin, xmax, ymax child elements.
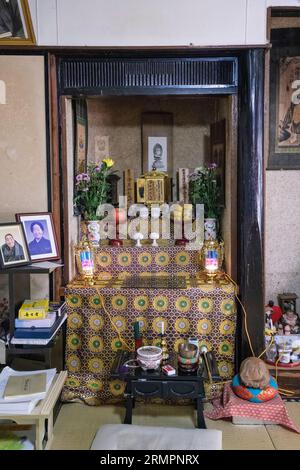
<box><xmin>50</xmin><ymin>401</ymin><xmax>300</xmax><ymax>450</ymax></box>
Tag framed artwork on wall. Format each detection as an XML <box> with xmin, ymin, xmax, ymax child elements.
<box><xmin>0</xmin><ymin>0</ymin><xmax>36</xmax><ymax>45</ymax></box>
<box><xmin>74</xmin><ymin>99</ymin><xmax>88</xmax><ymax>175</ymax></box>
<box><xmin>142</xmin><ymin>112</ymin><xmax>173</xmax><ymax>175</ymax></box>
<box><xmin>0</xmin><ymin>223</ymin><xmax>31</xmax><ymax>268</ymax></box>
<box><xmin>269</xmin><ymin>51</ymin><xmax>300</xmax><ymax>169</ymax></box>
<box><xmin>15</xmin><ymin>212</ymin><xmax>60</xmax><ymax>262</ymax></box>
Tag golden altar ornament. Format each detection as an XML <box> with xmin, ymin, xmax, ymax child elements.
<box><xmin>136</xmin><ymin>168</ymin><xmax>171</xmax><ymax>205</ymax></box>
<box><xmin>75</xmin><ymin>241</ymin><xmax>95</xmax><ymax>284</ymax></box>
<box><xmin>199</xmin><ymin>239</ymin><xmax>224</xmax><ymax>282</ymax></box>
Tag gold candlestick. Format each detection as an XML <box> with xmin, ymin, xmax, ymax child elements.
<box><xmin>160</xmin><ymin>334</ymin><xmax>169</xmax><ymax>361</ymax></box>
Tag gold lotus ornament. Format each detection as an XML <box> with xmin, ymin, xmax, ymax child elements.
<box><xmin>75</xmin><ymin>241</ymin><xmax>95</xmax><ymax>285</ymax></box>
<box><xmin>199</xmin><ymin>239</ymin><xmax>224</xmax><ymax>283</ymax></box>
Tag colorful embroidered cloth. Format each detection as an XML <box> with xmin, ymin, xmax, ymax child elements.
<box><xmin>62</xmin><ymin>247</ymin><xmax>237</xmax><ymax>405</ymax></box>
<box><xmin>92</xmin><ymin>246</ymin><xmax>199</xmax><ymax>278</ymax></box>
<box><xmin>204</xmin><ymin>383</ymin><xmax>300</xmax><ymax>433</ymax></box>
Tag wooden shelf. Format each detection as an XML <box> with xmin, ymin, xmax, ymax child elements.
<box><xmin>0</xmin><ymin>262</ymin><xmax>62</xmax><ymax>275</ymax></box>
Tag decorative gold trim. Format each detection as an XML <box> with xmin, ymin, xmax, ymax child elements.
<box><xmin>0</xmin><ymin>0</ymin><xmax>36</xmax><ymax>46</ymax></box>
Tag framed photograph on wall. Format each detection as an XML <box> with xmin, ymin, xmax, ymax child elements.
<box><xmin>0</xmin><ymin>222</ymin><xmax>31</xmax><ymax>268</ymax></box>
<box><xmin>142</xmin><ymin>112</ymin><xmax>173</xmax><ymax>175</ymax></box>
<box><xmin>148</xmin><ymin>136</ymin><xmax>168</xmax><ymax>172</ymax></box>
<box><xmin>0</xmin><ymin>0</ymin><xmax>36</xmax><ymax>45</ymax></box>
<box><xmin>16</xmin><ymin>212</ymin><xmax>60</xmax><ymax>262</ymax></box>
<box><xmin>269</xmin><ymin>50</ymin><xmax>300</xmax><ymax>169</ymax></box>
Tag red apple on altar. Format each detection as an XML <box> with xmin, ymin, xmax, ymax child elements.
<box><xmin>109</xmin><ymin>239</ymin><xmax>123</xmax><ymax>246</ymax></box>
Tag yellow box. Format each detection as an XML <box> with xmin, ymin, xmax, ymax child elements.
<box><xmin>18</xmin><ymin>299</ymin><xmax>49</xmax><ymax>320</ymax></box>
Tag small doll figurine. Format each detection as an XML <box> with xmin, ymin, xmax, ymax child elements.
<box><xmin>277</xmin><ymin>324</ymin><xmax>284</xmax><ymax>335</ymax></box>
<box><xmin>282</xmin><ymin>310</ymin><xmax>300</xmax><ymax>334</ymax></box>
<box><xmin>284</xmin><ymin>324</ymin><xmax>291</xmax><ymax>336</ymax></box>
<box><xmin>265</xmin><ymin>300</ymin><xmax>282</xmax><ymax>325</ymax></box>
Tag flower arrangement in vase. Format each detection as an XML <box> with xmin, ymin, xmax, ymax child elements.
<box><xmin>74</xmin><ymin>158</ymin><xmax>115</xmax><ymax>220</ymax></box>
<box><xmin>189</xmin><ymin>163</ymin><xmax>221</xmax><ymax>240</ymax></box>
<box><xmin>74</xmin><ymin>158</ymin><xmax>116</xmax><ymax>243</ymax></box>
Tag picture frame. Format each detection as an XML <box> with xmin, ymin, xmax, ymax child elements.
<box><xmin>0</xmin><ymin>0</ymin><xmax>36</xmax><ymax>46</ymax></box>
<box><xmin>141</xmin><ymin>112</ymin><xmax>173</xmax><ymax>175</ymax></box>
<box><xmin>15</xmin><ymin>212</ymin><xmax>60</xmax><ymax>262</ymax></box>
<box><xmin>73</xmin><ymin>99</ymin><xmax>88</xmax><ymax>215</ymax></box>
<box><xmin>0</xmin><ymin>222</ymin><xmax>31</xmax><ymax>268</ymax></box>
<box><xmin>209</xmin><ymin>119</ymin><xmax>226</xmax><ymax>207</ymax></box>
<box><xmin>269</xmin><ymin>50</ymin><xmax>300</xmax><ymax>169</ymax></box>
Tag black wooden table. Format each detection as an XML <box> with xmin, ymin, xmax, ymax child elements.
<box><xmin>111</xmin><ymin>350</ymin><xmax>206</xmax><ymax>428</ymax></box>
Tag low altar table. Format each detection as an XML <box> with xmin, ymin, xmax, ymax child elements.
<box><xmin>62</xmin><ymin>246</ymin><xmax>237</xmax><ymax>405</ymax></box>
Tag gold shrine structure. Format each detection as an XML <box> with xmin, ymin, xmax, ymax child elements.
<box><xmin>136</xmin><ymin>169</ymin><xmax>172</xmax><ymax>205</ymax></box>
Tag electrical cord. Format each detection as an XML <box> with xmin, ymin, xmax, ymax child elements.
<box><xmin>95</xmin><ymin>286</ymin><xmax>134</xmax><ymax>352</ymax></box>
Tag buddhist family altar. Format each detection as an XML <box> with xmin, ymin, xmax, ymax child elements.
<box><xmin>62</xmin><ymin>246</ymin><xmax>236</xmax><ymax>404</ymax></box>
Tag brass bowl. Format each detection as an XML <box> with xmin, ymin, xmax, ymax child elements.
<box><xmin>178</xmin><ymin>342</ymin><xmax>198</xmax><ymax>359</ymax></box>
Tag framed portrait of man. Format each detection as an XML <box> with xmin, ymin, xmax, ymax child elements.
<box><xmin>0</xmin><ymin>222</ymin><xmax>31</xmax><ymax>268</ymax></box>
<box><xmin>15</xmin><ymin>212</ymin><xmax>60</xmax><ymax>262</ymax></box>
<box><xmin>0</xmin><ymin>0</ymin><xmax>36</xmax><ymax>45</ymax></box>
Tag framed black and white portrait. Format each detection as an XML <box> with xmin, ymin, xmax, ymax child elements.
<box><xmin>148</xmin><ymin>136</ymin><xmax>168</xmax><ymax>172</ymax></box>
<box><xmin>142</xmin><ymin>112</ymin><xmax>173</xmax><ymax>175</ymax></box>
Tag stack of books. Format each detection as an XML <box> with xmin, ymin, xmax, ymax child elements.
<box><xmin>11</xmin><ymin>301</ymin><xmax>67</xmax><ymax>346</ymax></box>
<box><xmin>0</xmin><ymin>367</ymin><xmax>56</xmax><ymax>414</ymax></box>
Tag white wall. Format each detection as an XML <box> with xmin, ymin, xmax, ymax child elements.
<box><xmin>27</xmin><ymin>0</ymin><xmax>300</xmax><ymax>46</ymax></box>
<box><xmin>0</xmin><ymin>56</ymin><xmax>49</xmax><ymax>300</ymax></box>
<box><xmin>0</xmin><ymin>56</ymin><xmax>47</xmax><ymax>219</ymax></box>
<box><xmin>265</xmin><ymin>171</ymin><xmax>300</xmax><ymax>304</ymax></box>
<box><xmin>28</xmin><ymin>0</ymin><xmax>300</xmax><ymax>47</ymax></box>
<box><xmin>27</xmin><ymin>0</ymin><xmax>261</xmax><ymax>46</ymax></box>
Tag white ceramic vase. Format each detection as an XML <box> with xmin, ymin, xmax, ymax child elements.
<box><xmin>81</xmin><ymin>220</ymin><xmax>101</xmax><ymax>245</ymax></box>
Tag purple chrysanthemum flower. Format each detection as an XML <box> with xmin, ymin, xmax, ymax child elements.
<box><xmin>207</xmin><ymin>163</ymin><xmax>218</xmax><ymax>169</ymax></box>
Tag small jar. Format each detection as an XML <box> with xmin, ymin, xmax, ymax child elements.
<box><xmin>278</xmin><ymin>348</ymin><xmax>292</xmax><ymax>364</ymax></box>
<box><xmin>291</xmin><ymin>354</ymin><xmax>300</xmax><ymax>363</ymax></box>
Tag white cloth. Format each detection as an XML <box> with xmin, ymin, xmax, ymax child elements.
<box><xmin>91</xmin><ymin>424</ymin><xmax>222</xmax><ymax>450</ymax></box>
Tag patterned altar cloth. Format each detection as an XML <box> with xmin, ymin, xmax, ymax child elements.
<box><xmin>62</xmin><ymin>246</ymin><xmax>237</xmax><ymax>405</ymax></box>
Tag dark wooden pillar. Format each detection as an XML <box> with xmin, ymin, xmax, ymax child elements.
<box><xmin>237</xmin><ymin>49</ymin><xmax>265</xmax><ymax>363</ymax></box>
